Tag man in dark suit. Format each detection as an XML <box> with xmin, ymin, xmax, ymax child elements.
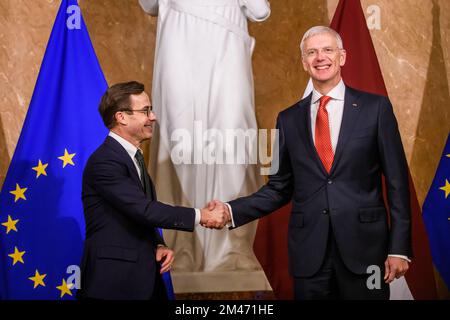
<box><xmin>209</xmin><ymin>26</ymin><xmax>412</xmax><ymax>299</ymax></box>
<box><xmin>78</xmin><ymin>81</ymin><xmax>227</xmax><ymax>300</ymax></box>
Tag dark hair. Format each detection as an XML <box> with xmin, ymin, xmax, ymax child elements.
<box><xmin>98</xmin><ymin>81</ymin><xmax>145</xmax><ymax>129</ymax></box>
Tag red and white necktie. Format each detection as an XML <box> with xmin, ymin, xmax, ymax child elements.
<box><xmin>315</xmin><ymin>96</ymin><xmax>334</xmax><ymax>173</ymax></box>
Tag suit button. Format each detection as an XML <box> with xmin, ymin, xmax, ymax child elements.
<box><xmin>328</xmin><ymin>180</ymin><xmax>333</xmax><ymax>184</ymax></box>
<box><xmin>322</xmin><ymin>209</ymin><xmax>329</xmax><ymax>214</ymax></box>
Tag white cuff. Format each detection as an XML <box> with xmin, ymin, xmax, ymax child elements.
<box><xmin>225</xmin><ymin>203</ymin><xmax>236</xmax><ymax>228</ymax></box>
<box><xmin>388</xmin><ymin>254</ymin><xmax>411</xmax><ymax>263</ymax></box>
<box><xmin>194</xmin><ymin>208</ymin><xmax>201</xmax><ymax>226</ymax></box>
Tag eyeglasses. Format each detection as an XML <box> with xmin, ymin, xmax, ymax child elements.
<box><xmin>303</xmin><ymin>47</ymin><xmax>341</xmax><ymax>59</ymax></box>
<box><xmin>121</xmin><ymin>106</ymin><xmax>153</xmax><ymax>117</ymax></box>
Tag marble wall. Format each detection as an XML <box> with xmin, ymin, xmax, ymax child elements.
<box><xmin>0</xmin><ymin>0</ymin><xmax>156</xmax><ymax>186</ymax></box>
<box><xmin>1</xmin><ymin>0</ymin><xmax>449</xmax><ymax>297</ymax></box>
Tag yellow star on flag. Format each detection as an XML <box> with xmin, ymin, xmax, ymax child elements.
<box><xmin>9</xmin><ymin>184</ymin><xmax>27</xmax><ymax>202</ymax></box>
<box><xmin>2</xmin><ymin>215</ymin><xmax>19</xmax><ymax>234</ymax></box>
<box><xmin>56</xmin><ymin>279</ymin><xmax>73</xmax><ymax>298</ymax></box>
<box><xmin>439</xmin><ymin>179</ymin><xmax>450</xmax><ymax>199</ymax></box>
<box><xmin>29</xmin><ymin>270</ymin><xmax>46</xmax><ymax>289</ymax></box>
<box><xmin>32</xmin><ymin>160</ymin><xmax>48</xmax><ymax>178</ymax></box>
<box><xmin>58</xmin><ymin>149</ymin><xmax>76</xmax><ymax>168</ymax></box>
<box><xmin>8</xmin><ymin>246</ymin><xmax>25</xmax><ymax>265</ymax></box>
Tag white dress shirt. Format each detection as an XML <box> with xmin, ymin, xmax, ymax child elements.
<box><xmin>310</xmin><ymin>79</ymin><xmax>345</xmax><ymax>152</ymax></box>
<box><xmin>109</xmin><ymin>131</ymin><xmax>201</xmax><ymax>225</ymax></box>
<box><xmin>109</xmin><ymin>131</ymin><xmax>141</xmax><ymax>178</ymax></box>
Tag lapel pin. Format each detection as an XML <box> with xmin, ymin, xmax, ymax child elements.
<box><xmin>352</xmin><ymin>103</ymin><xmax>358</xmax><ymax>108</ymax></box>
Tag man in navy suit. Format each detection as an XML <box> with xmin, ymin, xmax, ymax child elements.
<box><xmin>78</xmin><ymin>81</ymin><xmax>227</xmax><ymax>300</ymax></box>
<box><xmin>209</xmin><ymin>26</ymin><xmax>412</xmax><ymax>299</ymax></box>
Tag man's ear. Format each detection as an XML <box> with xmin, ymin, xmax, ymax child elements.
<box><xmin>301</xmin><ymin>58</ymin><xmax>308</xmax><ymax>72</ymax></box>
<box><xmin>340</xmin><ymin>49</ymin><xmax>347</xmax><ymax>67</ymax></box>
<box><xmin>114</xmin><ymin>111</ymin><xmax>127</xmax><ymax>126</ymax></box>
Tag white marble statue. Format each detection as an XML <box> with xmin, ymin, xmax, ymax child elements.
<box><xmin>139</xmin><ymin>0</ymin><xmax>270</xmax><ymax>273</ymax></box>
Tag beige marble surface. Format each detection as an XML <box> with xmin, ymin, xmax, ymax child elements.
<box><xmin>0</xmin><ymin>0</ymin><xmax>156</xmax><ymax>186</ymax></box>
<box><xmin>1</xmin><ymin>0</ymin><xmax>449</xmax><ymax>297</ymax></box>
<box><xmin>3</xmin><ymin>0</ymin><xmax>448</xmax><ymax>204</ymax></box>
<box><xmin>0</xmin><ymin>0</ymin><xmax>59</xmax><ymax>186</ymax></box>
<box><xmin>251</xmin><ymin>0</ymin><xmax>330</xmax><ymax>131</ymax></box>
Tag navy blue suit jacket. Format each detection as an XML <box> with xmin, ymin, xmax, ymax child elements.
<box><xmin>229</xmin><ymin>86</ymin><xmax>412</xmax><ymax>277</ymax></box>
<box><xmin>79</xmin><ymin>136</ymin><xmax>195</xmax><ymax>299</ymax></box>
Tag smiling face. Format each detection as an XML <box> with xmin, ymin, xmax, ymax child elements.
<box><xmin>301</xmin><ymin>32</ymin><xmax>346</xmax><ymax>94</ymax></box>
<box><xmin>114</xmin><ymin>91</ymin><xmax>156</xmax><ymax>147</ymax></box>
<box><xmin>126</xmin><ymin>92</ymin><xmax>155</xmax><ymax>144</ymax></box>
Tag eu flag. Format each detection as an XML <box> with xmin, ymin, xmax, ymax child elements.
<box><xmin>0</xmin><ymin>0</ymin><xmax>108</xmax><ymax>299</ymax></box>
<box><xmin>422</xmin><ymin>133</ymin><xmax>450</xmax><ymax>289</ymax></box>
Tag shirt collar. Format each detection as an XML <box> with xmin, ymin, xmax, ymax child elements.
<box><xmin>311</xmin><ymin>79</ymin><xmax>345</xmax><ymax>105</ymax></box>
<box><xmin>109</xmin><ymin>131</ymin><xmax>140</xmax><ymax>159</ymax></box>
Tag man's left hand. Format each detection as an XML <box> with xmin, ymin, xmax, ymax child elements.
<box><xmin>156</xmin><ymin>246</ymin><xmax>174</xmax><ymax>274</ymax></box>
<box><xmin>384</xmin><ymin>256</ymin><xmax>409</xmax><ymax>283</ymax></box>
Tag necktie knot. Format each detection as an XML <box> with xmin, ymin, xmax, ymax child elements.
<box><xmin>135</xmin><ymin>149</ymin><xmax>145</xmax><ymax>164</ymax></box>
<box><xmin>319</xmin><ymin>95</ymin><xmax>332</xmax><ymax>111</ymax></box>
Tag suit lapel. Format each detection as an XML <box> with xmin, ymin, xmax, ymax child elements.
<box><xmin>104</xmin><ymin>136</ymin><xmax>144</xmax><ymax>192</ymax></box>
<box><xmin>296</xmin><ymin>94</ymin><xmax>328</xmax><ymax>175</ymax></box>
<box><xmin>330</xmin><ymin>87</ymin><xmax>362</xmax><ymax>175</ymax></box>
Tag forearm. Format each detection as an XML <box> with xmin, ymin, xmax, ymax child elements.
<box><xmin>229</xmin><ymin>177</ymin><xmax>293</xmax><ymax>227</ymax></box>
<box><xmin>86</xmin><ymin>162</ymin><xmax>195</xmax><ymax>232</ymax></box>
<box><xmin>230</xmin><ymin>113</ymin><xmax>293</xmax><ymax>226</ymax></box>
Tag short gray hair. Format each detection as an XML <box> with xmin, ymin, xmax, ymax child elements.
<box><xmin>300</xmin><ymin>26</ymin><xmax>344</xmax><ymax>54</ymax></box>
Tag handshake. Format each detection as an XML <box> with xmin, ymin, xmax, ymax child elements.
<box><xmin>199</xmin><ymin>200</ymin><xmax>231</xmax><ymax>229</ymax></box>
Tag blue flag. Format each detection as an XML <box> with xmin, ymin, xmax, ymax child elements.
<box><xmin>0</xmin><ymin>0</ymin><xmax>108</xmax><ymax>299</ymax></box>
<box><xmin>422</xmin><ymin>133</ymin><xmax>450</xmax><ymax>289</ymax></box>
<box><xmin>0</xmin><ymin>0</ymin><xmax>176</xmax><ymax>300</ymax></box>
<box><xmin>159</xmin><ymin>229</ymin><xmax>175</xmax><ymax>300</ymax></box>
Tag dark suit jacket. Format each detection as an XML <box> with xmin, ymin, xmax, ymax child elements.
<box><xmin>229</xmin><ymin>86</ymin><xmax>412</xmax><ymax>278</ymax></box>
<box><xmin>78</xmin><ymin>136</ymin><xmax>195</xmax><ymax>300</ymax></box>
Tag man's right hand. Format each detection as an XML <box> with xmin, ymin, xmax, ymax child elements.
<box><xmin>200</xmin><ymin>200</ymin><xmax>230</xmax><ymax>229</ymax></box>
